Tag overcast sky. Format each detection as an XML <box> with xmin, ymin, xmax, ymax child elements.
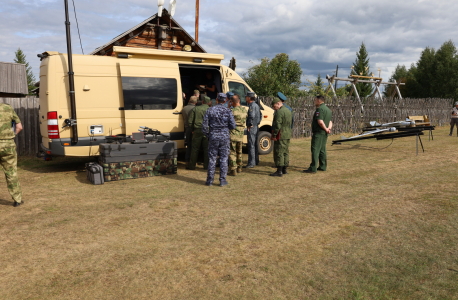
<box><xmin>1</xmin><ymin>0</ymin><xmax>457</xmax><ymax>88</ymax></box>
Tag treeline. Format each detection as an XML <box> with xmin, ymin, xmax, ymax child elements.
<box><xmin>385</xmin><ymin>40</ymin><xmax>458</xmax><ymax>103</ymax></box>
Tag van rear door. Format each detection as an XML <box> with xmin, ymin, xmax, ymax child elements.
<box><xmin>119</xmin><ymin>62</ymin><xmax>184</xmax><ymax>141</ymax></box>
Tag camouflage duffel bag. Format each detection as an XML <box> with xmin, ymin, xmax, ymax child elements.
<box><xmin>100</xmin><ymin>158</ymin><xmax>177</xmax><ymax>182</ymax></box>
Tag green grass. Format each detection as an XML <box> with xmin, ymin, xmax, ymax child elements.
<box><xmin>0</xmin><ymin>126</ymin><xmax>457</xmax><ymax>299</ymax></box>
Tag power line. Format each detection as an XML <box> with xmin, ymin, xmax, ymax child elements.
<box><xmin>72</xmin><ymin>0</ymin><xmax>84</xmax><ymax>54</ymax></box>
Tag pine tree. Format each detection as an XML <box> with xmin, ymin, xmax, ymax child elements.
<box><xmin>14</xmin><ymin>48</ymin><xmax>36</xmax><ymax>95</ymax></box>
<box><xmin>347</xmin><ymin>42</ymin><xmax>373</xmax><ymax>98</ymax></box>
<box><xmin>314</xmin><ymin>73</ymin><xmax>324</xmax><ymax>94</ymax></box>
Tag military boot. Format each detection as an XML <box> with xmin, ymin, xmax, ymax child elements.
<box><xmin>270</xmin><ymin>167</ymin><xmax>283</xmax><ymax>177</ymax></box>
<box><xmin>282</xmin><ymin>166</ymin><xmax>288</xmax><ymax>174</ymax></box>
<box><xmin>228</xmin><ymin>170</ymin><xmax>237</xmax><ymax>176</ymax></box>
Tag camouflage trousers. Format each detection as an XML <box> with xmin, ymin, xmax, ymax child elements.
<box><xmin>229</xmin><ymin>140</ymin><xmax>243</xmax><ymax>171</ymax></box>
<box><xmin>0</xmin><ymin>140</ymin><xmax>22</xmax><ymax>203</ymax></box>
<box><xmin>206</xmin><ymin>137</ymin><xmax>230</xmax><ymax>184</ymax></box>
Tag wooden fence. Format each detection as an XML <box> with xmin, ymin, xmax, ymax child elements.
<box><xmin>0</xmin><ymin>97</ymin><xmax>40</xmax><ymax>156</ymax></box>
<box><xmin>260</xmin><ymin>97</ymin><xmax>452</xmax><ymax>138</ymax></box>
<box><xmin>0</xmin><ymin>96</ymin><xmax>452</xmax><ymax>155</ymax></box>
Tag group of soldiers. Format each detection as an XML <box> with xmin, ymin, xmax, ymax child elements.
<box><xmin>181</xmin><ymin>90</ymin><xmax>333</xmax><ymax>186</ymax></box>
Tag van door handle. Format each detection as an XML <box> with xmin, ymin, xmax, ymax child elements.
<box><xmin>173</xmin><ymin>112</ymin><xmax>182</xmax><ymax>115</ymax></box>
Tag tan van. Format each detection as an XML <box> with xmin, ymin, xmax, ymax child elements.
<box><xmin>38</xmin><ymin>46</ymin><xmax>274</xmax><ymax>157</ymax></box>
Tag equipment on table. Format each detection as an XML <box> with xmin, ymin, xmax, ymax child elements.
<box><xmin>332</xmin><ymin>119</ymin><xmax>436</xmax><ymax>155</ymax></box>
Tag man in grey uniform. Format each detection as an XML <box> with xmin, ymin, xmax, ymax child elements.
<box><xmin>244</xmin><ymin>91</ymin><xmax>261</xmax><ymax>168</ymax></box>
<box><xmin>182</xmin><ymin>96</ymin><xmax>197</xmax><ymax>166</ymax></box>
<box><xmin>450</xmin><ymin>101</ymin><xmax>458</xmax><ymax>136</ymax></box>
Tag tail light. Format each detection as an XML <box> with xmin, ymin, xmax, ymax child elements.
<box><xmin>47</xmin><ymin>111</ymin><xmax>60</xmax><ymax>139</ymax></box>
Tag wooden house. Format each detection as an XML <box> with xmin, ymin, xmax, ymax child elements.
<box><xmin>0</xmin><ymin>62</ymin><xmax>28</xmax><ymax>97</ymax></box>
<box><xmin>90</xmin><ymin>9</ymin><xmax>205</xmax><ymax>56</ymax></box>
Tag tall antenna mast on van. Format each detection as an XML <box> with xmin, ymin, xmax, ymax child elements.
<box><xmin>195</xmin><ymin>0</ymin><xmax>199</xmax><ymax>43</ymax></box>
<box><xmin>64</xmin><ymin>0</ymin><xmax>78</xmax><ymax>144</ymax></box>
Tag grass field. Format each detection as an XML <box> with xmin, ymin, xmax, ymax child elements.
<box><xmin>1</xmin><ymin>126</ymin><xmax>457</xmax><ymax>299</ymax></box>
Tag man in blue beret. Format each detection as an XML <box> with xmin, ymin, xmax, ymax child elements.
<box><xmin>277</xmin><ymin>92</ymin><xmax>294</xmax><ymax>129</ymax></box>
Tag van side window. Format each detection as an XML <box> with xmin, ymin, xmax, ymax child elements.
<box><xmin>122</xmin><ymin>77</ymin><xmax>177</xmax><ymax>110</ymax></box>
<box><xmin>228</xmin><ymin>81</ymin><xmax>248</xmax><ymax>106</ymax></box>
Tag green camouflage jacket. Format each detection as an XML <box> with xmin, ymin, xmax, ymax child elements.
<box><xmin>230</xmin><ymin>106</ymin><xmax>247</xmax><ymax>142</ymax></box>
<box><xmin>0</xmin><ymin>104</ymin><xmax>21</xmax><ymax>140</ymax></box>
<box><xmin>188</xmin><ymin>104</ymin><xmax>209</xmax><ymax>130</ymax></box>
<box><xmin>272</xmin><ymin>105</ymin><xmax>292</xmax><ymax>140</ymax></box>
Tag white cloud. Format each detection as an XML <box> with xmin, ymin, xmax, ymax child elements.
<box><xmin>1</xmin><ymin>0</ymin><xmax>458</xmax><ymax>85</ymax></box>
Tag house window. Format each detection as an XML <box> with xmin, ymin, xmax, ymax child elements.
<box><xmin>122</xmin><ymin>77</ymin><xmax>177</xmax><ymax>110</ymax></box>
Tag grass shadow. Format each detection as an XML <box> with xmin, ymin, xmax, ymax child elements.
<box><xmin>165</xmin><ymin>174</ymin><xmax>206</xmax><ymax>185</ymax></box>
<box><xmin>0</xmin><ymin>199</ymin><xmax>13</xmax><ymax>206</ymax></box>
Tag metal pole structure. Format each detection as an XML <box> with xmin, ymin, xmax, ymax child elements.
<box><xmin>195</xmin><ymin>0</ymin><xmax>199</xmax><ymax>43</ymax></box>
<box><xmin>334</xmin><ymin>65</ymin><xmax>338</xmax><ymax>91</ymax></box>
<box><xmin>64</xmin><ymin>0</ymin><xmax>78</xmax><ymax>144</ymax></box>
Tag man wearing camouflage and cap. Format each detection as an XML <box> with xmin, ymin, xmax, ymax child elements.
<box><xmin>228</xmin><ymin>94</ymin><xmax>247</xmax><ymax>176</ymax></box>
<box><xmin>188</xmin><ymin>96</ymin><xmax>211</xmax><ymax>170</ymax></box>
<box><xmin>202</xmin><ymin>93</ymin><xmax>236</xmax><ymax>186</ymax></box>
<box><xmin>0</xmin><ymin>103</ymin><xmax>23</xmax><ymax>206</ymax></box>
<box><xmin>270</xmin><ymin>98</ymin><xmax>292</xmax><ymax>177</ymax></box>
<box><xmin>182</xmin><ymin>96</ymin><xmax>197</xmax><ymax>167</ymax></box>
<box><xmin>244</xmin><ymin>91</ymin><xmax>261</xmax><ymax>168</ymax></box>
<box><xmin>304</xmin><ymin>95</ymin><xmax>332</xmax><ymax>174</ymax></box>
<box><xmin>450</xmin><ymin>101</ymin><xmax>458</xmax><ymax>136</ymax></box>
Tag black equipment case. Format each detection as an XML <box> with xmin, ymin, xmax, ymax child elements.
<box><xmin>98</xmin><ymin>141</ymin><xmax>177</xmax><ymax>163</ymax></box>
<box><xmin>85</xmin><ymin>162</ymin><xmax>104</xmax><ymax>185</ymax></box>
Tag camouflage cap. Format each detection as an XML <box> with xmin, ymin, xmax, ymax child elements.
<box><xmin>226</xmin><ymin>91</ymin><xmax>234</xmax><ymax>99</ymax></box>
<box><xmin>194</xmin><ymin>89</ymin><xmax>200</xmax><ymax>94</ymax></box>
<box><xmin>203</xmin><ymin>96</ymin><xmax>211</xmax><ymax>104</ymax></box>
<box><xmin>217</xmin><ymin>93</ymin><xmax>227</xmax><ymax>101</ymax></box>
<box><xmin>272</xmin><ymin>98</ymin><xmax>281</xmax><ymax>105</ymax></box>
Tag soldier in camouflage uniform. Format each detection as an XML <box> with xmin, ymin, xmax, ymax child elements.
<box><xmin>202</xmin><ymin>93</ymin><xmax>236</xmax><ymax>186</ymax></box>
<box><xmin>0</xmin><ymin>103</ymin><xmax>23</xmax><ymax>206</ymax></box>
<box><xmin>188</xmin><ymin>96</ymin><xmax>211</xmax><ymax>170</ymax></box>
<box><xmin>228</xmin><ymin>94</ymin><xmax>247</xmax><ymax>176</ymax></box>
<box><xmin>270</xmin><ymin>98</ymin><xmax>292</xmax><ymax>177</ymax></box>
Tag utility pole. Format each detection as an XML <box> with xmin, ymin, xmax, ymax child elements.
<box><xmin>195</xmin><ymin>0</ymin><xmax>199</xmax><ymax>43</ymax></box>
<box><xmin>64</xmin><ymin>0</ymin><xmax>78</xmax><ymax>144</ymax></box>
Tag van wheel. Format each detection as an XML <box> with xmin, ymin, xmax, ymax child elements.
<box><xmin>257</xmin><ymin>131</ymin><xmax>272</xmax><ymax>155</ymax></box>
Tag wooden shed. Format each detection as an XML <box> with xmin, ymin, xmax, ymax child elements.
<box><xmin>90</xmin><ymin>9</ymin><xmax>206</xmax><ymax>56</ymax></box>
<box><xmin>0</xmin><ymin>62</ymin><xmax>28</xmax><ymax>97</ymax></box>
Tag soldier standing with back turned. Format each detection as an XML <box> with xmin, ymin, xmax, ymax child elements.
<box><xmin>187</xmin><ymin>96</ymin><xmax>211</xmax><ymax>170</ymax></box>
<box><xmin>304</xmin><ymin>95</ymin><xmax>332</xmax><ymax>173</ymax></box>
<box><xmin>181</xmin><ymin>96</ymin><xmax>197</xmax><ymax>167</ymax></box>
<box><xmin>228</xmin><ymin>94</ymin><xmax>247</xmax><ymax>176</ymax></box>
<box><xmin>202</xmin><ymin>93</ymin><xmax>236</xmax><ymax>186</ymax></box>
<box><xmin>0</xmin><ymin>103</ymin><xmax>23</xmax><ymax>206</ymax></box>
<box><xmin>244</xmin><ymin>91</ymin><xmax>261</xmax><ymax>168</ymax></box>
<box><xmin>270</xmin><ymin>98</ymin><xmax>292</xmax><ymax>177</ymax></box>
